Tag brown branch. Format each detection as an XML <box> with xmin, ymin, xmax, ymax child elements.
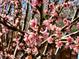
<box><xmin>23</xmin><ymin>1</ymin><xmax>29</xmax><ymax>31</ymax></box>
<box><xmin>61</xmin><ymin>7</ymin><xmax>79</xmax><ymax>32</ymax></box>
<box><xmin>0</xmin><ymin>17</ymin><xmax>25</xmax><ymax>35</ymax></box>
<box><xmin>6</xmin><ymin>2</ymin><xmax>12</xmax><ymax>15</ymax></box>
<box><xmin>66</xmin><ymin>30</ymin><xmax>79</xmax><ymax>37</ymax></box>
<box><xmin>13</xmin><ymin>42</ymin><xmax>19</xmax><ymax>59</ymax></box>
<box><xmin>42</xmin><ymin>43</ymin><xmax>48</xmax><ymax>56</ymax></box>
<box><xmin>61</xmin><ymin>17</ymin><xmax>79</xmax><ymax>31</ymax></box>
<box><xmin>37</xmin><ymin>0</ymin><xmax>44</xmax><ymax>34</ymax></box>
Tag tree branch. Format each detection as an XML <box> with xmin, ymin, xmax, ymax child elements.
<box><xmin>0</xmin><ymin>17</ymin><xmax>25</xmax><ymax>35</ymax></box>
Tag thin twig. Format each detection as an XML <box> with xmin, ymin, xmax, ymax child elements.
<box><xmin>42</xmin><ymin>43</ymin><xmax>48</xmax><ymax>56</ymax></box>
<box><xmin>13</xmin><ymin>42</ymin><xmax>19</xmax><ymax>59</ymax></box>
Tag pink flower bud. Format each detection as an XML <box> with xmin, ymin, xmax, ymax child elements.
<box><xmin>76</xmin><ymin>22</ymin><xmax>79</xmax><ymax>30</ymax></box>
<box><xmin>63</xmin><ymin>18</ymin><xmax>71</xmax><ymax>26</ymax></box>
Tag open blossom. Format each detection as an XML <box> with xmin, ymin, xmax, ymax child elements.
<box><xmin>65</xmin><ymin>43</ymin><xmax>70</xmax><ymax>49</ymax></box>
<box><xmin>47</xmin><ymin>36</ymin><xmax>54</xmax><ymax>44</ymax></box>
<box><xmin>49</xmin><ymin>3</ymin><xmax>55</xmax><ymax>12</ymax></box>
<box><xmin>43</xmin><ymin>9</ymin><xmax>48</xmax><ymax>14</ymax></box>
<box><xmin>51</xmin><ymin>11</ymin><xmax>58</xmax><ymax>17</ymax></box>
<box><xmin>73</xmin><ymin>45</ymin><xmax>79</xmax><ymax>53</ymax></box>
<box><xmin>43</xmin><ymin>20</ymin><xmax>50</xmax><ymax>27</ymax></box>
<box><xmin>43</xmin><ymin>19</ymin><xmax>53</xmax><ymax>30</ymax></box>
<box><xmin>24</xmin><ymin>32</ymin><xmax>41</xmax><ymax>47</ymax></box>
<box><xmin>62</xmin><ymin>1</ymin><xmax>73</xmax><ymax>8</ymax></box>
<box><xmin>29</xmin><ymin>19</ymin><xmax>37</xmax><ymax>28</ymax></box>
<box><xmin>56</xmin><ymin>41</ymin><xmax>63</xmax><ymax>48</ymax></box>
<box><xmin>40</xmin><ymin>28</ymin><xmax>49</xmax><ymax>39</ymax></box>
<box><xmin>50</xmin><ymin>25</ymin><xmax>56</xmax><ymax>31</ymax></box>
<box><xmin>31</xmin><ymin>0</ymin><xmax>42</xmax><ymax>7</ymax></box>
<box><xmin>26</xmin><ymin>48</ymin><xmax>32</xmax><ymax>54</ymax></box>
<box><xmin>69</xmin><ymin>44</ymin><xmax>75</xmax><ymax>49</ymax></box>
<box><xmin>32</xmin><ymin>47</ymin><xmax>38</xmax><ymax>55</ymax></box>
<box><xmin>66</xmin><ymin>36</ymin><xmax>74</xmax><ymax>43</ymax></box>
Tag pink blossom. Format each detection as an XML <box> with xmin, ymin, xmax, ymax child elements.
<box><xmin>43</xmin><ymin>19</ymin><xmax>53</xmax><ymax>30</ymax></box>
<box><xmin>43</xmin><ymin>20</ymin><xmax>50</xmax><ymax>27</ymax></box>
<box><xmin>49</xmin><ymin>3</ymin><xmax>55</xmax><ymax>12</ymax></box>
<box><xmin>56</xmin><ymin>41</ymin><xmax>63</xmax><ymax>48</ymax></box>
<box><xmin>52</xmin><ymin>11</ymin><xmax>58</xmax><ymax>17</ymax></box>
<box><xmin>26</xmin><ymin>48</ymin><xmax>32</xmax><ymax>54</ymax></box>
<box><xmin>47</xmin><ymin>36</ymin><xmax>54</xmax><ymax>44</ymax></box>
<box><xmin>32</xmin><ymin>47</ymin><xmax>38</xmax><ymax>55</ymax></box>
<box><xmin>76</xmin><ymin>36</ymin><xmax>79</xmax><ymax>43</ymax></box>
<box><xmin>19</xmin><ymin>43</ymin><xmax>24</xmax><ymax>48</ymax></box>
<box><xmin>15</xmin><ymin>10</ymin><xmax>18</xmax><ymax>14</ymax></box>
<box><xmin>31</xmin><ymin>0</ymin><xmax>42</xmax><ymax>7</ymax></box>
<box><xmin>65</xmin><ymin>43</ymin><xmax>70</xmax><ymax>49</ymax></box>
<box><xmin>12</xmin><ymin>42</ymin><xmax>16</xmax><ymax>48</ymax></box>
<box><xmin>24</xmin><ymin>32</ymin><xmax>40</xmax><ymax>47</ymax></box>
<box><xmin>43</xmin><ymin>9</ymin><xmax>48</xmax><ymax>14</ymax></box>
<box><xmin>63</xmin><ymin>18</ymin><xmax>71</xmax><ymax>26</ymax></box>
<box><xmin>24</xmin><ymin>33</ymin><xmax>29</xmax><ymax>43</ymax></box>
<box><xmin>63</xmin><ymin>3</ymin><xmax>68</xmax><ymax>7</ymax></box>
<box><xmin>66</xmin><ymin>36</ymin><xmax>74</xmax><ymax>43</ymax></box>
<box><xmin>48</xmin><ymin>19</ymin><xmax>53</xmax><ymax>23</ymax></box>
<box><xmin>29</xmin><ymin>19</ymin><xmax>37</xmax><ymax>28</ymax></box>
<box><xmin>50</xmin><ymin>25</ymin><xmax>56</xmax><ymax>31</ymax></box>
<box><xmin>40</xmin><ymin>28</ymin><xmax>49</xmax><ymax>39</ymax></box>
<box><xmin>2</xmin><ymin>27</ymin><xmax>9</xmax><ymax>33</ymax></box>
<box><xmin>73</xmin><ymin>45</ymin><xmax>79</xmax><ymax>53</ymax></box>
<box><xmin>55</xmin><ymin>27</ymin><xmax>62</xmax><ymax>38</ymax></box>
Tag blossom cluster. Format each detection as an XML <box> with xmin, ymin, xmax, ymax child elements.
<box><xmin>0</xmin><ymin>0</ymin><xmax>79</xmax><ymax>58</ymax></box>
